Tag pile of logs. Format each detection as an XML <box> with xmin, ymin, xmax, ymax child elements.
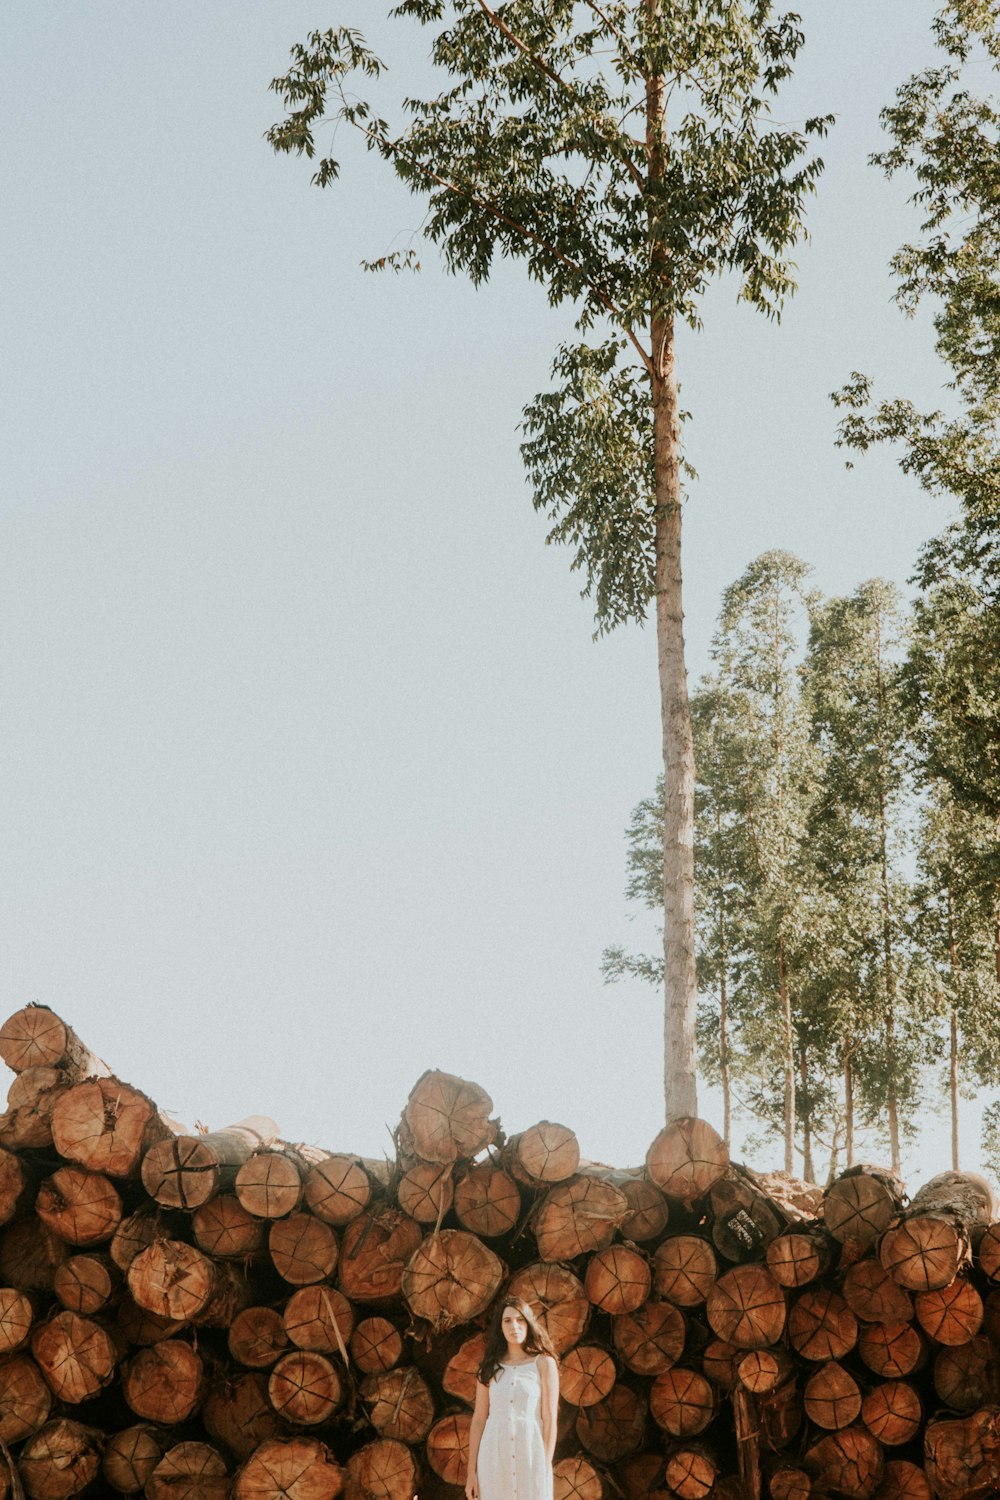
<box><xmin>0</xmin><ymin>1007</ymin><xmax>996</xmax><ymax>1499</ymax></box>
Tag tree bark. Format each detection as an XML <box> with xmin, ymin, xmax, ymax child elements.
<box><xmin>646</xmin><ymin>22</ymin><xmax>697</xmax><ymax>1121</ymax></box>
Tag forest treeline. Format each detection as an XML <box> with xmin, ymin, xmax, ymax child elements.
<box><xmin>605</xmin><ymin>544</ymin><xmax>999</xmax><ymax>1186</ymax></box>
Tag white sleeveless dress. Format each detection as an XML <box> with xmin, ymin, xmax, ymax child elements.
<box><xmin>478</xmin><ymin>1358</ymin><xmax>553</xmax><ymax>1500</ymax></box>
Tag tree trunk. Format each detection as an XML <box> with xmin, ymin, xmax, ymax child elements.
<box><xmin>845</xmin><ymin>1042</ymin><xmax>855</xmax><ymax>1169</ymax></box>
<box><xmin>425</xmin><ymin>1413</ymin><xmax>471</xmax><ymax>1487</ymax></box>
<box><xmin>799</xmin><ymin>1046</ymin><xmax>814</xmax><ymax>1185</ymax></box>
<box><xmin>141</xmin><ymin>1118</ymin><xmax>278</xmax><ymax>1212</ymax></box>
<box><xmin>283</xmin><ymin>1287</ymin><xmax>354</xmax><ymax>1358</ymax></box>
<box><xmin>646</xmin><ymin>26</ymin><xmax>696</xmax><ymax>1121</ymax></box>
<box><xmin>202</xmin><ymin>1372</ymin><xmax>282</xmax><ymax>1460</ymax></box>
<box><xmin>506</xmin><ymin>1262</ymin><xmax>589</xmax><ymax>1354</ymax></box>
<box><xmin>778</xmin><ymin>939</ymin><xmax>795</xmax><ymax>1176</ymax></box>
<box><xmin>18</xmin><ymin>1418</ymin><xmax>103</xmax><ymax>1500</ymax></box>
<box><xmin>401</xmin><ymin>1229</ymin><xmax>503</xmax><ymax>1331</ymax></box>
<box><xmin>359</xmin><ymin>1368</ymin><xmax>433</xmax><ymax>1444</ymax></box>
<box><xmin>227</xmin><ymin>1307</ymin><xmax>289</xmax><ymax>1370</ymax></box>
<box><xmin>453</xmin><ymin>1161</ymin><xmax>521</xmax><ymax>1238</ymax></box>
<box><xmin>122</xmin><ymin>1339</ymin><xmax>204</xmax><ymax>1424</ymax></box>
<box><xmin>350</xmin><ymin>1318</ymin><xmax>403</xmax><ymax>1377</ymax></box>
<box><xmin>506</xmin><ymin>1122</ymin><xmax>580</xmax><ymax>1185</ymax></box>
<box><xmin>343</xmin><ymin>1440</ymin><xmax>416</xmax><ymax>1500</ymax></box>
<box><xmin>584</xmin><ymin>1244</ymin><xmax>651</xmax><ymax>1314</ymax></box>
<box><xmin>786</xmin><ymin>1289</ymin><xmax>858</xmax><ymax>1362</ymax></box>
<box><xmin>650</xmin><ymin>1367</ymin><xmax>715</xmax><ymax>1437</ymax></box>
<box><xmin>802</xmin><ymin>1361</ymin><xmax>862</xmax><ymax>1430</ymax></box>
<box><xmin>268</xmin><ymin>1214</ymin><xmax>339</xmax><ymax>1287</ymax></box>
<box><xmin>706</xmin><ymin>1266</ymin><xmax>787</xmax><ymax>1350</ymax></box>
<box><xmin>534</xmin><ymin>1178</ymin><xmax>628</xmax><ymax>1261</ymax></box>
<box><xmin>552</xmin><ymin>1456</ymin><xmax>603</xmax><ymax>1500</ymax></box>
<box><xmin>234</xmin><ymin>1437</ymin><xmax>345</xmax><ymax>1500</ymax></box>
<box><xmin>30</xmin><ymin>1311</ymin><xmax>117</xmax><ymax>1404</ymax></box>
<box><xmin>653</xmin><ymin>1235</ymin><xmax>718</xmax><ymax>1306</ymax></box>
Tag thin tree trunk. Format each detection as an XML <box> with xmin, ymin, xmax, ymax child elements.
<box><xmin>946</xmin><ymin>884</ymin><xmax>960</xmax><ymax>1172</ymax></box>
<box><xmin>778</xmin><ymin>937</ymin><xmax>794</xmax><ymax>1175</ymax></box>
<box><xmin>875</xmin><ymin>623</ymin><xmax>901</xmax><ymax>1174</ymax></box>
<box><xmin>799</xmin><ymin>1044</ymin><xmax>814</xmax><ymax>1184</ymax></box>
<box><xmin>716</xmin><ymin>808</ymin><xmax>732</xmax><ymax>1153</ymax></box>
<box><xmin>844</xmin><ymin>1041</ymin><xmax>855</xmax><ymax>1169</ymax></box>
<box><xmin>647</xmin><ymin>37</ymin><xmax>697</xmax><ymax>1122</ymax></box>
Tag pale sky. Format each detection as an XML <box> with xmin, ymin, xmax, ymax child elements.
<box><xmin>2</xmin><ymin>2</ymin><xmax>982</xmax><ymax>1184</ymax></box>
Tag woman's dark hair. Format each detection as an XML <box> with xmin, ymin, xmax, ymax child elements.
<box><xmin>478</xmin><ymin>1296</ymin><xmax>557</xmax><ymax>1385</ymax></box>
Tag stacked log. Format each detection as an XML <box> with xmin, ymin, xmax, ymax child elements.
<box><xmin>0</xmin><ymin>1006</ymin><xmax>997</xmax><ymax>1498</ymax></box>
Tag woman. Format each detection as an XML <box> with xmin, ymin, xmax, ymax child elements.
<box><xmin>465</xmin><ymin>1296</ymin><xmax>558</xmax><ymax>1500</ymax></box>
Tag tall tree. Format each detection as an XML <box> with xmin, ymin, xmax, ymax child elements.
<box><xmin>269</xmin><ymin>4</ymin><xmax>830</xmax><ymax>1118</ymax></box>
<box><xmin>804</xmin><ymin>580</ymin><xmax>922</xmax><ymax>1174</ymax></box>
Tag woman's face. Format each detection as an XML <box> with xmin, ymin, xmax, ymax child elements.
<box><xmin>501</xmin><ymin>1306</ymin><xmax>528</xmax><ymax>1347</ymax></box>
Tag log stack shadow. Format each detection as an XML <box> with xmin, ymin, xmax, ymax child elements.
<box><xmin>0</xmin><ymin>1004</ymin><xmax>995</xmax><ymax>1499</ymax></box>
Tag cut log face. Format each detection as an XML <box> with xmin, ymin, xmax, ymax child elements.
<box><xmin>913</xmin><ymin>1276</ymin><xmax>983</xmax><ymax>1345</ymax></box>
<box><xmin>803</xmin><ymin>1425</ymin><xmax>884</xmax><ymax>1500</ymax></box>
<box><xmin>425</xmin><ymin>1412</ymin><xmax>472</xmax><ymax>1486</ymax></box>
<box><xmin>933</xmin><ymin>1336</ymin><xmax>999</xmax><ymax>1412</ymax></box>
<box><xmin>619</xmin><ymin>1178</ymin><xmax>670</xmax><ymax>1243</ymax></box>
<box><xmin>976</xmin><ymin>1221</ymin><xmax>1000</xmax><ymax>1282</ymax></box>
<box><xmin>360</xmin><ymin>1368</ymin><xmax>435</xmax><ymax>1444</ymax></box>
<box><xmin>18</xmin><ymin>1417</ymin><xmax>103</xmax><ymax>1500</ymax></box>
<box><xmin>924</xmin><ymin>1407</ymin><xmax>1000</xmax><ymax>1500</ymax></box>
<box><xmin>109</xmin><ymin>1211</ymin><xmax>160</xmax><ymax>1272</ymax></box>
<box><xmin>50</xmin><ymin>1078</ymin><xmax>169</xmax><ymax>1180</ymax></box>
<box><xmin>229</xmin><ymin>1307</ymin><xmax>290</xmax><ymax>1369</ymax></box>
<box><xmin>584</xmin><ymin>1245</ymin><xmax>651</xmax><ymax>1315</ymax></box>
<box><xmin>645</xmin><ymin>1119</ymin><xmax>729</xmax><ymax>1204</ymax></box>
<box><xmin>802</xmin><ymin>1360</ymin><xmax>862</xmax><ymax>1430</ymax></box>
<box><xmin>616</xmin><ymin>1452</ymin><xmax>667</xmax><ymax>1500</ymax></box>
<box><xmin>268</xmin><ymin>1351</ymin><xmax>343</xmax><ymax>1427</ymax></box>
<box><xmin>506</xmin><ymin>1263</ymin><xmax>590</xmax><ymax>1355</ymax></box>
<box><xmin>613</xmin><ymin>1299</ymin><xmax>685</xmax><ymax>1377</ymax></box>
<box><xmin>786</xmin><ymin>1288</ymin><xmax>857</xmax><ymax>1362</ymax></box>
<box><xmin>283</xmin><ymin>1286</ymin><xmax>355</xmax><ymax>1356</ymax></box>
<box><xmin>534</xmin><ymin>1178</ymin><xmax>628</xmax><ymax>1261</ymax></box>
<box><xmin>304</xmin><ymin>1156</ymin><xmax>374</xmax><ymax>1228</ymax></box>
<box><xmin>875</xmin><ymin>1459</ymin><xmax>932</xmax><ymax>1500</ymax></box>
<box><xmin>649</xmin><ymin>1367</ymin><xmax>715</xmax><ymax>1437</ymax></box>
<box><xmin>52</xmin><ymin>1252</ymin><xmax>118</xmax><ymax>1315</ymax></box>
<box><xmin>269</xmin><ymin>1214</ymin><xmax>339</xmax><ymax>1286</ymax></box>
<box><xmin>36</xmin><ymin>1167</ymin><xmax>123</xmax><ymax>1247</ymax></box>
<box><xmin>343</xmin><ymin>1438</ymin><xmax>417</xmax><ymax>1500</ymax></box>
<box><xmin>861</xmin><ymin>1380</ymin><xmax>922</xmax><ymax>1447</ymax></box>
<box><xmin>0</xmin><ymin>1354</ymin><xmax>52</xmax><ymax>1441</ymax></box>
<box><xmin>202</xmin><ymin>1372</ymin><xmax>282</xmax><ymax>1460</ymax></box>
<box><xmin>351</xmin><ymin>1318</ymin><xmax>404</xmax><ymax>1378</ymax></box>
<box><xmin>192</xmin><ymin>1195</ymin><xmax>265</xmax><ymax>1260</ymax></box>
<box><xmin>0</xmin><ymin>1006</ymin><xmax>109</xmax><ymax>1078</ymax></box>
<box><xmin>706</xmin><ymin>1265</ymin><xmax>786</xmax><ymax>1350</ymax></box>
<box><xmin>234</xmin><ymin>1436</ymin><xmax>345</xmax><ymax>1500</ymax></box>
<box><xmin>101</xmin><ymin>1423</ymin><xmax>169</xmax><ymax>1494</ymax></box>
<box><xmin>337</xmin><ymin>1209</ymin><xmax>423</xmax><ymax>1305</ymax></box>
<box><xmin>127</xmin><ymin>1240</ymin><xmax>216</xmax><ymax>1323</ymax></box>
<box><xmin>396</xmin><ymin>1162</ymin><xmax>453</xmax><ymax>1225</ymax></box>
<box><xmin>122</xmin><ymin>1339</ymin><xmax>204</xmax><ymax>1424</ymax></box>
<box><xmin>574</xmin><ymin>1384</ymin><xmax>647</xmax><ymax>1462</ymax></box>
<box><xmin>841</xmin><ymin>1260</ymin><xmax>913</xmax><ymax>1325</ymax></box>
<box><xmin>701</xmin><ymin>1339</ymin><xmax>739</xmax><ymax>1392</ymax></box>
<box><xmin>0</xmin><ymin>1286</ymin><xmax>34</xmax><ymax>1353</ymax></box>
<box><xmin>858</xmin><ymin>1321</ymin><xmax>924</xmax><ymax>1380</ymax></box>
<box><xmin>737</xmin><ymin>1348</ymin><xmax>793</xmax><ymax>1396</ymax></box>
<box><xmin>510</xmin><ymin>1123</ymin><xmax>580</xmax><ymax>1185</ymax></box>
<box><xmin>710</xmin><ymin>1168</ymin><xmax>787</xmax><ymax>1263</ymax></box>
<box><xmin>553</xmin><ymin>1454</ymin><xmax>603</xmax><ymax>1500</ymax></box>
<box><xmin>441</xmin><ymin>1332</ymin><xmax>486</xmax><ymax>1406</ymax></box>
<box><xmin>453</xmin><ymin>1162</ymin><xmax>521</xmax><ymax>1239</ymax></box>
<box><xmin>401</xmin><ymin>1070</ymin><xmax>495</xmax><ymax>1165</ymax></box>
<box><xmin>823</xmin><ymin>1167</ymin><xmax>904</xmax><ymax>1249</ymax></box>
<box><xmin>766</xmin><ymin>1464</ymin><xmax>811</xmax><ymax>1500</ymax></box>
<box><xmin>146</xmin><ymin>1441</ymin><xmax>230</xmax><ymax>1500</ymax></box>
<box><xmin>766</xmin><ymin>1230</ymin><xmax>834</xmax><ymax>1290</ymax></box>
<box><xmin>663</xmin><ymin>1447</ymin><xmax>719</xmax><ymax>1500</ymax></box>
<box><xmin>560</xmin><ymin>1345</ymin><xmax>617</xmax><ymax>1407</ymax></box>
<box><xmin>401</xmin><ymin>1229</ymin><xmax>503</xmax><ymax>1331</ymax></box>
<box><xmin>236</xmin><ymin>1152</ymin><xmax>305</xmax><ymax>1221</ymax></box>
<box><xmin>140</xmin><ymin>1120</ymin><xmax>278</xmax><ymax>1212</ymax></box>
<box><xmin>30</xmin><ymin>1310</ymin><xmax>117</xmax><ymax>1403</ymax></box>
<box><xmin>654</xmin><ymin>1236</ymin><xmax>718</xmax><ymax>1307</ymax></box>
<box><xmin>879</xmin><ymin>1208</ymin><xmax>971</xmax><ymax>1293</ymax></box>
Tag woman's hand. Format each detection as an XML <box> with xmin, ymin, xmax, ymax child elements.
<box><xmin>465</xmin><ymin>1474</ymin><xmax>479</xmax><ymax>1500</ymax></box>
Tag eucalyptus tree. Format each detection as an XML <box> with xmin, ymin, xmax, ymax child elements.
<box><xmin>804</xmin><ymin>580</ymin><xmax>922</xmax><ymax>1174</ymax></box>
<box><xmin>912</xmin><ymin>787</ymin><xmax>1000</xmax><ymax>1168</ymax></box>
<box><xmin>835</xmin><ymin>0</ymin><xmax>1000</xmax><ymax>874</ymax></box>
<box><xmin>268</xmin><ymin>4</ymin><xmax>830</xmax><ymax>1118</ymax></box>
<box><xmin>709</xmin><ymin>550</ymin><xmax>819</xmax><ymax>1172</ymax></box>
